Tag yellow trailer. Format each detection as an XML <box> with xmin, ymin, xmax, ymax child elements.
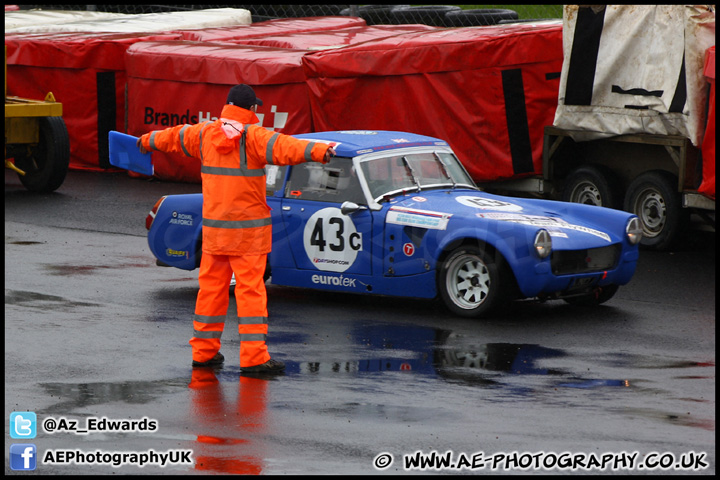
<box><xmin>5</xmin><ymin>46</ymin><xmax>70</xmax><ymax>192</ymax></box>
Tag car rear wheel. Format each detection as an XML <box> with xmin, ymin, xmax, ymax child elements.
<box><xmin>438</xmin><ymin>245</ymin><xmax>510</xmax><ymax>318</ymax></box>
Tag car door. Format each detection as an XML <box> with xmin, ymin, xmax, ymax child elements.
<box><xmin>279</xmin><ymin>158</ymin><xmax>373</xmax><ymax>276</ymax></box>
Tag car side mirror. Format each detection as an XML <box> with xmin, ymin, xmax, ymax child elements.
<box><xmin>340</xmin><ymin>201</ymin><xmax>367</xmax><ymax>215</ymax></box>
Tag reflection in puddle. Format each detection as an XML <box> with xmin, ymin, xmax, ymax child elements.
<box><xmin>189</xmin><ymin>369</ymin><xmax>268</xmax><ymax>474</ymax></box>
<box><xmin>290</xmin><ymin>324</ymin><xmax>631</xmax><ymax>392</ymax></box>
<box><xmin>597</xmin><ymin>353</ymin><xmax>715</xmax><ymax>371</ymax></box>
<box><xmin>39</xmin><ymin>380</ymin><xmax>181</xmax><ymax>413</ymax></box>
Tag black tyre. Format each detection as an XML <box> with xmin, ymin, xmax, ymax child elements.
<box><xmin>340</xmin><ymin>5</ymin><xmax>409</xmax><ymax>25</ymax></box>
<box><xmin>279</xmin><ymin>5</ymin><xmax>343</xmax><ymax>17</ymax></box>
<box><xmin>444</xmin><ymin>9</ymin><xmax>518</xmax><ymax>27</ymax></box>
<box><xmin>15</xmin><ymin>116</ymin><xmax>70</xmax><ymax>193</ymax></box>
<box><xmin>562</xmin><ymin>165</ymin><xmax>621</xmax><ymax>210</ymax></box>
<box><xmin>438</xmin><ymin>245</ymin><xmax>512</xmax><ymax>318</ymax></box>
<box><xmin>623</xmin><ymin>171</ymin><xmax>687</xmax><ymax>250</ymax></box>
<box><xmin>263</xmin><ymin>256</ymin><xmax>271</xmax><ymax>282</ymax></box>
<box><xmin>498</xmin><ymin>18</ymin><xmax>557</xmax><ymax>25</ymax></box>
<box><xmin>563</xmin><ymin>284</ymin><xmax>619</xmax><ymax>306</ymax></box>
<box><xmin>390</xmin><ymin>5</ymin><xmax>462</xmax><ymax>27</ymax></box>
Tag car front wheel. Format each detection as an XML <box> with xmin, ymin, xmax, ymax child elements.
<box><xmin>438</xmin><ymin>245</ymin><xmax>510</xmax><ymax>318</ymax></box>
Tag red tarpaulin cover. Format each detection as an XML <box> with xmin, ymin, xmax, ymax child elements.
<box><xmin>302</xmin><ymin>22</ymin><xmax>564</xmax><ymax>182</ymax></box>
<box><xmin>176</xmin><ymin>16</ymin><xmax>367</xmax><ymax>42</ymax></box>
<box><xmin>125</xmin><ymin>41</ymin><xmax>315</xmax><ymax>182</ymax></box>
<box><xmin>230</xmin><ymin>24</ymin><xmax>437</xmax><ymax>49</ymax></box>
<box><xmin>5</xmin><ymin>31</ymin><xmax>182</xmax><ymax>171</ymax></box>
<box><xmin>699</xmin><ymin>46</ymin><xmax>715</xmax><ymax>199</ymax></box>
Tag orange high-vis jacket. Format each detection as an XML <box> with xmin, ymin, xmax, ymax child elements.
<box><xmin>141</xmin><ymin>104</ymin><xmax>331</xmax><ymax>256</ymax></box>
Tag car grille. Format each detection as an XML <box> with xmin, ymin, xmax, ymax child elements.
<box><xmin>551</xmin><ymin>244</ymin><xmax>621</xmax><ymax>276</ymax></box>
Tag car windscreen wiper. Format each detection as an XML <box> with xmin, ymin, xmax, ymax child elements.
<box><xmin>434</xmin><ymin>152</ymin><xmax>456</xmax><ymax>189</ymax></box>
<box><xmin>401</xmin><ymin>156</ymin><xmax>421</xmax><ymax>191</ymax></box>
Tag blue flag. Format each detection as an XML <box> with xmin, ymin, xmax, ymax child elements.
<box><xmin>108</xmin><ymin>131</ymin><xmax>154</xmax><ymax>176</ymax></box>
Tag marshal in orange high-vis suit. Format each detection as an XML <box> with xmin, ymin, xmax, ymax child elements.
<box><xmin>138</xmin><ymin>84</ymin><xmax>334</xmax><ymax>373</ymax></box>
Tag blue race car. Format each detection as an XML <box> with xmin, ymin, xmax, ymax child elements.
<box><xmin>146</xmin><ymin>130</ymin><xmax>642</xmax><ymax>318</ymax></box>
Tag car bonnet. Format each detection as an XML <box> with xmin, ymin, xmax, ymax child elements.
<box><xmin>387</xmin><ymin>190</ymin><xmax>628</xmax><ymax>249</ymax></box>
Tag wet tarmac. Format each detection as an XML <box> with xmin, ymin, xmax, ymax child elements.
<box><xmin>5</xmin><ymin>170</ymin><xmax>716</xmax><ymax>474</ymax></box>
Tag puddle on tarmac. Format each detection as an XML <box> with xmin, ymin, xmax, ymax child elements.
<box><xmin>34</xmin><ymin>322</ymin><xmax>712</xmax><ymax>437</ymax></box>
<box><xmin>43</xmin><ymin>263</ymin><xmax>151</xmax><ymax>276</ymax></box>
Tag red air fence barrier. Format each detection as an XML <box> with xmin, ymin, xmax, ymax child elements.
<box><xmin>5</xmin><ymin>31</ymin><xmax>183</xmax><ymax>171</ymax></box>
<box><xmin>302</xmin><ymin>21</ymin><xmax>564</xmax><ymax>183</ymax></box>
<box><xmin>175</xmin><ymin>16</ymin><xmax>367</xmax><ymax>43</ymax></box>
<box><xmin>125</xmin><ymin>42</ymin><xmax>314</xmax><ymax>183</ymax></box>
<box><xmin>227</xmin><ymin>24</ymin><xmax>437</xmax><ymax>49</ymax></box>
<box><xmin>125</xmin><ymin>22</ymin><xmax>440</xmax><ymax>183</ymax></box>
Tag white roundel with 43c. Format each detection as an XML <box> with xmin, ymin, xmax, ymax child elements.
<box><xmin>303</xmin><ymin>208</ymin><xmax>362</xmax><ymax>272</ymax></box>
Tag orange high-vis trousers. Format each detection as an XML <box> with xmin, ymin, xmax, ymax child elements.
<box><xmin>190</xmin><ymin>252</ymin><xmax>271</xmax><ymax>368</ymax></box>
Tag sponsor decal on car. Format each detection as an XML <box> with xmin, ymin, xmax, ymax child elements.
<box><xmin>169</xmin><ymin>211</ymin><xmax>194</xmax><ymax>226</ymax></box>
<box><xmin>387</xmin><ymin>206</ymin><xmax>452</xmax><ymax>230</ymax></box>
<box><xmin>477</xmin><ymin>212</ymin><xmax>611</xmax><ymax>242</ymax></box>
<box><xmin>311</xmin><ymin>274</ymin><xmax>358</xmax><ymax>288</ymax></box>
<box><xmin>166</xmin><ymin>248</ymin><xmax>189</xmax><ymax>258</ymax></box>
<box><xmin>303</xmin><ymin>208</ymin><xmax>362</xmax><ymax>273</ymax></box>
<box><xmin>456</xmin><ymin>196</ymin><xmax>524</xmax><ymax>212</ymax></box>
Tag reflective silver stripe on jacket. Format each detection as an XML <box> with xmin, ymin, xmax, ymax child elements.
<box><xmin>178</xmin><ymin>125</ymin><xmax>192</xmax><ymax>157</ymax></box>
<box><xmin>201</xmin><ymin>165</ymin><xmax>265</xmax><ymax>177</ymax></box>
<box><xmin>304</xmin><ymin>141</ymin><xmax>316</xmax><ymax>162</ymax></box>
<box><xmin>203</xmin><ymin>217</ymin><xmax>272</xmax><ymax>229</ymax></box>
<box><xmin>239</xmin><ymin>333</ymin><xmax>267</xmax><ymax>342</ymax></box>
<box><xmin>265</xmin><ymin>132</ymin><xmax>280</xmax><ymax>165</ymax></box>
<box><xmin>149</xmin><ymin>131</ymin><xmax>158</xmax><ymax>151</ymax></box>
<box><xmin>198</xmin><ymin>122</ymin><xmax>211</xmax><ymax>162</ymax></box>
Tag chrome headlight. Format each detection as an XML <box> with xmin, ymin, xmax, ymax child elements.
<box><xmin>534</xmin><ymin>229</ymin><xmax>552</xmax><ymax>258</ymax></box>
<box><xmin>626</xmin><ymin>217</ymin><xmax>643</xmax><ymax>245</ymax></box>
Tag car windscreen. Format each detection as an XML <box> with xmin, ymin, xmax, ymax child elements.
<box><xmin>359</xmin><ymin>151</ymin><xmax>475</xmax><ymax>200</ymax></box>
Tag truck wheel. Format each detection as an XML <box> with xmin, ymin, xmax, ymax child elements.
<box><xmin>562</xmin><ymin>165</ymin><xmax>621</xmax><ymax>210</ymax></box>
<box><xmin>438</xmin><ymin>245</ymin><xmax>511</xmax><ymax>318</ymax></box>
<box><xmin>15</xmin><ymin>116</ymin><xmax>70</xmax><ymax>192</ymax></box>
<box><xmin>623</xmin><ymin>171</ymin><xmax>687</xmax><ymax>250</ymax></box>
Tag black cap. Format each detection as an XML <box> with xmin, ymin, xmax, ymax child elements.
<box><xmin>226</xmin><ymin>84</ymin><xmax>263</xmax><ymax>109</ymax></box>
